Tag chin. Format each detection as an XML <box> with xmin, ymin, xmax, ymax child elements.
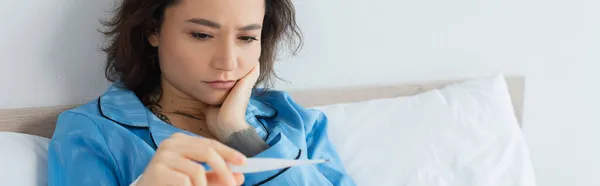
<box><xmin>199</xmin><ymin>90</ymin><xmax>230</xmax><ymax>106</ymax></box>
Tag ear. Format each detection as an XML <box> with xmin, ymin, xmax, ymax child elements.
<box><xmin>148</xmin><ymin>32</ymin><xmax>160</xmax><ymax>47</ymax></box>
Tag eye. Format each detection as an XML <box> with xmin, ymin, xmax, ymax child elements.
<box><xmin>239</xmin><ymin>36</ymin><xmax>258</xmax><ymax>43</ymax></box>
<box><xmin>190</xmin><ymin>32</ymin><xmax>213</xmax><ymax>40</ymax></box>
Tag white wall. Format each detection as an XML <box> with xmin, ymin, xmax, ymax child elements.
<box><xmin>1</xmin><ymin>0</ymin><xmax>599</xmax><ymax>185</ymax></box>
<box><xmin>0</xmin><ymin>0</ymin><xmax>111</xmax><ymax>108</ymax></box>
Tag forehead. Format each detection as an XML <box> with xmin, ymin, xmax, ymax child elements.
<box><xmin>168</xmin><ymin>0</ymin><xmax>265</xmax><ymax>25</ymax></box>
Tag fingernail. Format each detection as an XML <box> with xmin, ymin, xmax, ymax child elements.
<box><xmin>231</xmin><ymin>176</ymin><xmax>239</xmax><ymax>186</ymax></box>
<box><xmin>238</xmin><ymin>155</ymin><xmax>247</xmax><ymax>165</ymax></box>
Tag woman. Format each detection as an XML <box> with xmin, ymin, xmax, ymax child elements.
<box><xmin>48</xmin><ymin>0</ymin><xmax>355</xmax><ymax>185</ymax></box>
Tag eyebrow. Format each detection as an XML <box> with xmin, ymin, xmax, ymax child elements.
<box><xmin>185</xmin><ymin>18</ymin><xmax>262</xmax><ymax>31</ymax></box>
<box><xmin>186</xmin><ymin>18</ymin><xmax>221</xmax><ymax>28</ymax></box>
<box><xmin>238</xmin><ymin>24</ymin><xmax>262</xmax><ymax>31</ymax></box>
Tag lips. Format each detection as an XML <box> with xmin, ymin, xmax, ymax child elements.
<box><xmin>205</xmin><ymin>80</ymin><xmax>237</xmax><ymax>89</ymax></box>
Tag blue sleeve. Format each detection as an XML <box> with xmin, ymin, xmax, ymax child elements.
<box><xmin>243</xmin><ymin>96</ymin><xmax>356</xmax><ymax>186</ymax></box>
<box><xmin>48</xmin><ymin>112</ymin><xmax>122</xmax><ymax>186</ymax></box>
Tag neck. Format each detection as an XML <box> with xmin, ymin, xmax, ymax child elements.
<box><xmin>157</xmin><ymin>79</ymin><xmax>209</xmax><ymax>119</ymax></box>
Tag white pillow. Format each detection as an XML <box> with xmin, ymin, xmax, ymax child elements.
<box><xmin>0</xmin><ymin>132</ymin><xmax>50</xmax><ymax>186</ymax></box>
<box><xmin>313</xmin><ymin>75</ymin><xmax>536</xmax><ymax>186</ymax></box>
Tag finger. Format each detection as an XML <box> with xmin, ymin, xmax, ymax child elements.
<box><xmin>201</xmin><ymin>147</ymin><xmax>237</xmax><ymax>186</ymax></box>
<box><xmin>169</xmin><ymin>133</ymin><xmax>247</xmax><ymax>165</ymax></box>
<box><xmin>206</xmin><ymin>172</ymin><xmax>245</xmax><ymax>186</ymax></box>
<box><xmin>239</xmin><ymin>62</ymin><xmax>260</xmax><ymax>85</ymax></box>
<box><xmin>227</xmin><ymin>63</ymin><xmax>260</xmax><ymax>99</ymax></box>
<box><xmin>221</xmin><ymin>63</ymin><xmax>260</xmax><ymax>115</ymax></box>
<box><xmin>201</xmin><ymin>138</ymin><xmax>247</xmax><ymax>165</ymax></box>
<box><xmin>164</xmin><ymin>169</ymin><xmax>194</xmax><ymax>186</ymax></box>
<box><xmin>234</xmin><ymin>173</ymin><xmax>245</xmax><ymax>185</ymax></box>
<box><xmin>156</xmin><ymin>151</ymin><xmax>207</xmax><ymax>186</ymax></box>
<box><xmin>206</xmin><ymin>172</ymin><xmax>225</xmax><ymax>186</ymax></box>
<box><xmin>166</xmin><ymin>135</ymin><xmax>245</xmax><ymax>185</ymax></box>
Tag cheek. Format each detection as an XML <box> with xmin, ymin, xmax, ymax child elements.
<box><xmin>159</xmin><ymin>35</ymin><xmax>212</xmax><ymax>73</ymax></box>
<box><xmin>251</xmin><ymin>43</ymin><xmax>262</xmax><ymax>59</ymax></box>
<box><xmin>238</xmin><ymin>44</ymin><xmax>262</xmax><ymax>68</ymax></box>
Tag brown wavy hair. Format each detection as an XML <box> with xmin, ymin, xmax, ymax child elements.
<box><xmin>100</xmin><ymin>0</ymin><xmax>302</xmax><ymax>105</ymax></box>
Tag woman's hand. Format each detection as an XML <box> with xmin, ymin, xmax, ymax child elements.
<box><xmin>206</xmin><ymin>63</ymin><xmax>261</xmax><ymax>142</ymax></box>
<box><xmin>136</xmin><ymin>133</ymin><xmax>247</xmax><ymax>186</ymax></box>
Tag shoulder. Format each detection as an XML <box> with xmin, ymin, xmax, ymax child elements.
<box><xmin>51</xmin><ymin>99</ymin><xmax>111</xmax><ymax>141</ymax></box>
<box><xmin>253</xmin><ymin>89</ymin><xmax>327</xmax><ymax>131</ymax></box>
<box><xmin>48</xmin><ymin>101</ymin><xmax>124</xmax><ymax>185</ymax></box>
<box><xmin>253</xmin><ymin>89</ymin><xmax>307</xmax><ymax>114</ymax></box>
<box><xmin>48</xmin><ymin>101</ymin><xmax>115</xmax><ymax>161</ymax></box>
<box><xmin>49</xmin><ymin>99</ymin><xmax>126</xmax><ymax>161</ymax></box>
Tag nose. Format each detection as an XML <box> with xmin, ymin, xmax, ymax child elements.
<box><xmin>210</xmin><ymin>37</ymin><xmax>237</xmax><ymax>71</ymax></box>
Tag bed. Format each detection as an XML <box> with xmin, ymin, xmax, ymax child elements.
<box><xmin>0</xmin><ymin>75</ymin><xmax>533</xmax><ymax>186</ymax></box>
<box><xmin>0</xmin><ymin>76</ymin><xmax>524</xmax><ymax>138</ymax></box>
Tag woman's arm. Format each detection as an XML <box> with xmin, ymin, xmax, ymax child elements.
<box><xmin>50</xmin><ymin>111</ymin><xmax>247</xmax><ymax>186</ymax></box>
<box><xmin>48</xmin><ymin>112</ymin><xmax>121</xmax><ymax>186</ymax></box>
<box><xmin>225</xmin><ymin>127</ymin><xmax>271</xmax><ymax>157</ymax></box>
<box><xmin>242</xmin><ymin>97</ymin><xmax>356</xmax><ymax>186</ymax></box>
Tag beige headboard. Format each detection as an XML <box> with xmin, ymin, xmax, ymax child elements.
<box><xmin>0</xmin><ymin>76</ymin><xmax>525</xmax><ymax>139</ymax></box>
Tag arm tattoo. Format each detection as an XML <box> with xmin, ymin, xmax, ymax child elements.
<box><xmin>225</xmin><ymin>127</ymin><xmax>270</xmax><ymax>157</ymax></box>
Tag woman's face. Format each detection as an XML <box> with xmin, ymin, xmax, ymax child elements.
<box><xmin>149</xmin><ymin>0</ymin><xmax>265</xmax><ymax>105</ymax></box>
